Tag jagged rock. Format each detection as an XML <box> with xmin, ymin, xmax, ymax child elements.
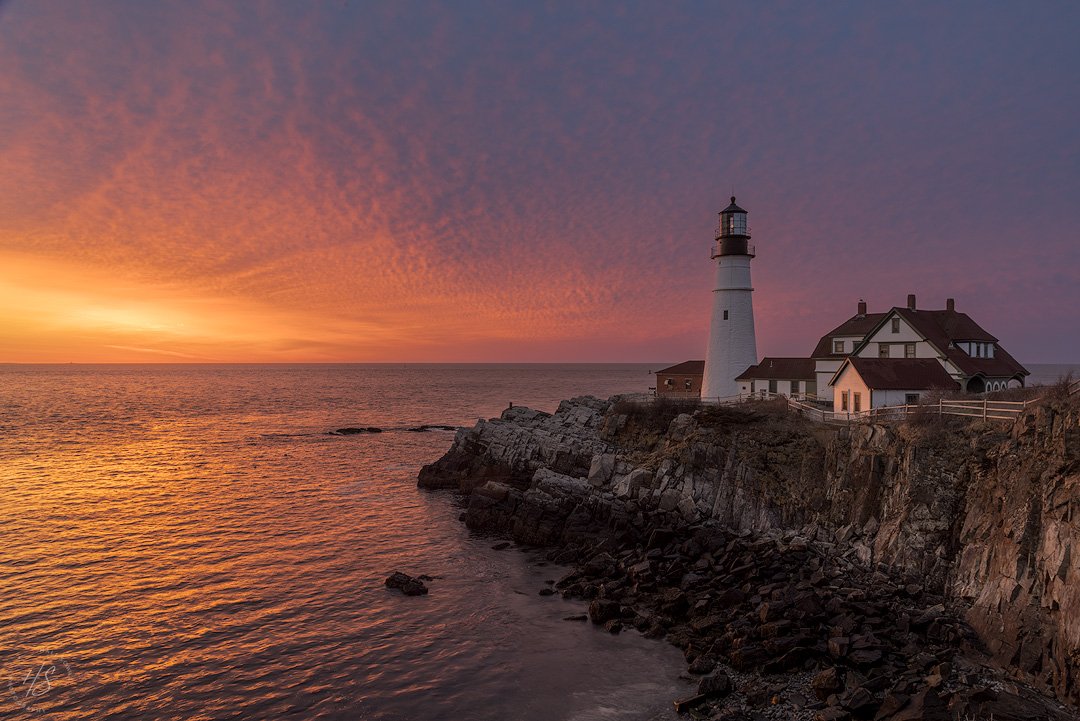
<box><xmin>417</xmin><ymin>393</ymin><xmax>1080</xmax><ymax>715</ymax></box>
<box><xmin>687</xmin><ymin>655</ymin><xmax>716</xmax><ymax>675</ymax></box>
<box><xmin>697</xmin><ymin>671</ymin><xmax>732</xmax><ymax>697</ymax></box>
<box><xmin>384</xmin><ymin>572</ymin><xmax>428</xmax><ymax>596</ymax></box>
<box><xmin>588</xmin><ymin>453</ymin><xmax>615</xmax><ymax>487</ymax></box>
<box><xmin>813</xmin><ymin>667</ymin><xmax>844</xmax><ymax>701</ymax></box>
<box><xmin>588</xmin><ymin>599</ymin><xmax>621</xmax><ymax>624</ymax></box>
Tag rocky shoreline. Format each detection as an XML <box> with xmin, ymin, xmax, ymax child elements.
<box><xmin>418</xmin><ymin>393</ymin><xmax>1079</xmax><ymax>720</ymax></box>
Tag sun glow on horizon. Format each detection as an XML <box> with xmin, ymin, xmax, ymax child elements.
<box><xmin>1</xmin><ymin>2</ymin><xmax>1076</xmax><ymax>363</ymax></box>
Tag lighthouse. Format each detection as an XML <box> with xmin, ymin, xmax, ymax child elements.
<box><xmin>701</xmin><ymin>197</ymin><xmax>758</xmax><ymax>400</ymax></box>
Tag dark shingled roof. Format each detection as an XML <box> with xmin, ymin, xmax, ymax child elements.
<box><xmin>811</xmin><ymin>313</ymin><xmax>888</xmax><ymax>358</ymax></box>
<box><xmin>721</xmin><ymin>196</ymin><xmax>746</xmax><ymax>214</ymax></box>
<box><xmin>656</xmin><ymin>360</ymin><xmax>705</xmax><ymax>375</ymax></box>
<box><xmin>836</xmin><ymin>358</ymin><xmax>959</xmax><ymax>390</ymax></box>
<box><xmin>859</xmin><ymin>308</ymin><xmax>1027</xmax><ymax>379</ymax></box>
<box><xmin>736</xmin><ymin>357</ymin><xmax>816</xmax><ymax>381</ymax></box>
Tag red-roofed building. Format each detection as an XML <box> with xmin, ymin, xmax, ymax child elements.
<box><xmin>830</xmin><ymin>357</ymin><xmax>960</xmax><ymax>412</ymax></box>
<box><xmin>811</xmin><ymin>295</ymin><xmax>1028</xmax><ymax>401</ymax></box>
<box><xmin>734</xmin><ymin>357</ymin><xmax>816</xmax><ymax>399</ymax></box>
<box><xmin>655</xmin><ymin>360</ymin><xmax>705</xmax><ymax>397</ymax></box>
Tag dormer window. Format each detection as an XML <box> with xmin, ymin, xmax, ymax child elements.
<box><xmin>833</xmin><ymin>340</ymin><xmax>844</xmax><ymax>353</ymax></box>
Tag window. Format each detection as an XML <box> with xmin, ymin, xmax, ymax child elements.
<box><xmin>727</xmin><ymin>213</ymin><xmax>747</xmax><ymax>235</ymax></box>
<box><xmin>878</xmin><ymin>343</ymin><xmax>890</xmax><ymax>358</ymax></box>
<box><xmin>833</xmin><ymin>340</ymin><xmax>844</xmax><ymax>353</ymax></box>
<box><xmin>853</xmin><ymin>392</ymin><xmax>862</xmax><ymax>413</ymax></box>
<box><xmin>841</xmin><ymin>391</ymin><xmax>849</xmax><ymax>411</ymax></box>
<box><xmin>904</xmin><ymin>343</ymin><xmax>916</xmax><ymax>358</ymax></box>
<box><xmin>891</xmin><ymin>318</ymin><xmax>901</xmax><ymax>333</ymax></box>
<box><xmin>791</xmin><ymin>380</ymin><xmax>800</xmax><ymax>394</ymax></box>
<box><xmin>684</xmin><ymin>379</ymin><xmax>692</xmax><ymax>390</ymax></box>
<box><xmin>905</xmin><ymin>393</ymin><xmax>920</xmax><ymax>405</ymax></box>
<box><xmin>723</xmin><ymin>310</ymin><xmax>729</xmax><ymax>320</ymax></box>
<box><xmin>664</xmin><ymin>378</ymin><xmax>673</xmax><ymax>387</ymax></box>
<box><xmin>768</xmin><ymin>379</ymin><xmax>778</xmax><ymax>394</ymax></box>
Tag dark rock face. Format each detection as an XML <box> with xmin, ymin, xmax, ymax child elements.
<box><xmin>384</xmin><ymin>572</ymin><xmax>428</xmax><ymax>596</ymax></box>
<box><xmin>418</xmin><ymin>393</ymin><xmax>1080</xmax><ymax>716</ymax></box>
<box><xmin>331</xmin><ymin>426</ymin><xmax>383</xmax><ymax>435</ymax></box>
<box><xmin>417</xmin><ymin>398</ymin><xmax>613</xmax><ymax>492</ymax></box>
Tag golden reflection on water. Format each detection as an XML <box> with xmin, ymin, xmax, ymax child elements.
<box><xmin>0</xmin><ymin>365</ymin><xmax>688</xmax><ymax>720</ymax></box>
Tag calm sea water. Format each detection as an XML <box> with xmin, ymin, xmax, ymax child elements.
<box><xmin>0</xmin><ymin>364</ymin><xmax>691</xmax><ymax>721</ymax></box>
<box><xmin>1026</xmin><ymin>363</ymin><xmax>1080</xmax><ymax>387</ymax></box>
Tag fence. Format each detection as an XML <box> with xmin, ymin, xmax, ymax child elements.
<box><xmin>693</xmin><ymin>379</ymin><xmax>1079</xmax><ymax>426</ymax></box>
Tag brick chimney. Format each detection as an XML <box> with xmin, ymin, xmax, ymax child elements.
<box><xmin>946</xmin><ymin>298</ymin><xmax>955</xmax><ymax>311</ymax></box>
<box><xmin>857</xmin><ymin>299</ymin><xmax>867</xmax><ymax>316</ymax></box>
<box><xmin>907</xmin><ymin>294</ymin><xmax>916</xmax><ymax>310</ymax></box>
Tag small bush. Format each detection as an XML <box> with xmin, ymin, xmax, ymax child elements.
<box><xmin>612</xmin><ymin>397</ymin><xmax>702</xmax><ymax>432</ymax></box>
<box><xmin>1032</xmin><ymin>373</ymin><xmax>1076</xmax><ymax>407</ymax></box>
<box><xmin>696</xmin><ymin>398</ymin><xmax>789</xmax><ymax>427</ymax></box>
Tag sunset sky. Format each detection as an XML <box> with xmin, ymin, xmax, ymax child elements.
<box><xmin>1</xmin><ymin>1</ymin><xmax>1077</xmax><ymax>363</ymax></box>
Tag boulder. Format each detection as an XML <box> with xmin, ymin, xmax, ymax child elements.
<box><xmin>385</xmin><ymin>572</ymin><xmax>428</xmax><ymax>596</ymax></box>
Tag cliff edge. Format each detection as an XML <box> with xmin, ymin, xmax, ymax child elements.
<box><xmin>419</xmin><ymin>392</ymin><xmax>1079</xmax><ymax>718</ymax></box>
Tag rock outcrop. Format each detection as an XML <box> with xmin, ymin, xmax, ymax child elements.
<box><xmin>419</xmin><ymin>392</ymin><xmax>1080</xmax><ymax>715</ymax></box>
<box><xmin>417</xmin><ymin>397</ymin><xmax>612</xmax><ymax>492</ymax></box>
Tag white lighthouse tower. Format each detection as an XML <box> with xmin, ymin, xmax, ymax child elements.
<box><xmin>701</xmin><ymin>197</ymin><xmax>758</xmax><ymax>400</ymax></box>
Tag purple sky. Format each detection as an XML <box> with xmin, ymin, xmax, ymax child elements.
<box><xmin>1</xmin><ymin>1</ymin><xmax>1077</xmax><ymax>362</ymax></box>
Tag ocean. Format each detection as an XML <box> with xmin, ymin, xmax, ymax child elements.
<box><xmin>0</xmin><ymin>364</ymin><xmax>690</xmax><ymax>721</ymax></box>
<box><xmin>2</xmin><ymin>362</ymin><xmax>1076</xmax><ymax>720</ymax></box>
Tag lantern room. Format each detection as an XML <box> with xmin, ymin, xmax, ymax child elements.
<box><xmin>713</xmin><ymin>196</ymin><xmax>754</xmax><ymax>257</ymax></box>
<box><xmin>718</xmin><ymin>197</ymin><xmax>749</xmax><ymax>238</ymax></box>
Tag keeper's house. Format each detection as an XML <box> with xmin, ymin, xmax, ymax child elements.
<box><xmin>813</xmin><ymin>295</ymin><xmax>1028</xmax><ymax>398</ymax></box>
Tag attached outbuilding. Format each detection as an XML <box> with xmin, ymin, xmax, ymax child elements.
<box><xmin>655</xmin><ymin>360</ymin><xmax>704</xmax><ymax>397</ymax></box>
<box><xmin>829</xmin><ymin>357</ymin><xmax>959</xmax><ymax>413</ymax></box>
<box><xmin>735</xmin><ymin>357</ymin><xmax>816</xmax><ymax>399</ymax></box>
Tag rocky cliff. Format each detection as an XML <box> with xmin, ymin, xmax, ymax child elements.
<box><xmin>419</xmin><ymin>392</ymin><xmax>1079</xmax><ymax>718</ymax></box>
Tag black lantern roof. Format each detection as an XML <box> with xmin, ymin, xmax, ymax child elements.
<box><xmin>721</xmin><ymin>196</ymin><xmax>746</xmax><ymax>214</ymax></box>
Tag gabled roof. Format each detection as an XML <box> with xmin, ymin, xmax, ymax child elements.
<box><xmin>854</xmin><ymin>308</ymin><xmax>1028</xmax><ymax>378</ymax></box>
<box><xmin>811</xmin><ymin>313</ymin><xmax>888</xmax><ymax>358</ymax></box>
<box><xmin>736</xmin><ymin>357</ymin><xmax>816</xmax><ymax>381</ymax></box>
<box><xmin>944</xmin><ymin>343</ymin><xmax>1027</xmax><ymax>379</ymax></box>
<box><xmin>831</xmin><ymin>357</ymin><xmax>959</xmax><ymax>390</ymax></box>
<box><xmin>656</xmin><ymin>360</ymin><xmax>705</xmax><ymax>375</ymax></box>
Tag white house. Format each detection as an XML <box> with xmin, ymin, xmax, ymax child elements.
<box><xmin>830</xmin><ymin>356</ymin><xmax>959</xmax><ymax>412</ymax></box>
<box><xmin>813</xmin><ymin>295</ymin><xmax>1027</xmax><ymax>400</ymax></box>
<box><xmin>847</xmin><ymin>295</ymin><xmax>1027</xmax><ymax>393</ymax></box>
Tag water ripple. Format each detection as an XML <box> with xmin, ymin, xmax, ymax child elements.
<box><xmin>1</xmin><ymin>365</ymin><xmax>688</xmax><ymax>720</ymax></box>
